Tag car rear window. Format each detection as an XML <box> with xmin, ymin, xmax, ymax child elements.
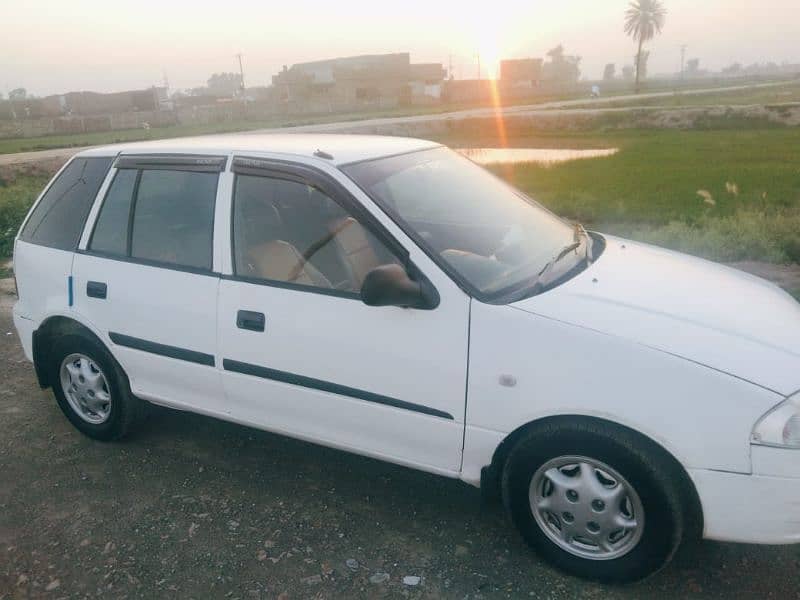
<box><xmin>19</xmin><ymin>157</ymin><xmax>113</xmax><ymax>250</ymax></box>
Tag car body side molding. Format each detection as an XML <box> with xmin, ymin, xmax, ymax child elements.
<box><xmin>222</xmin><ymin>358</ymin><xmax>454</xmax><ymax>420</ymax></box>
<box><xmin>109</xmin><ymin>332</ymin><xmax>215</xmax><ymax>367</ymax></box>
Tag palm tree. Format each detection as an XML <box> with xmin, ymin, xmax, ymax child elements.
<box><xmin>624</xmin><ymin>0</ymin><xmax>667</xmax><ymax>92</ymax></box>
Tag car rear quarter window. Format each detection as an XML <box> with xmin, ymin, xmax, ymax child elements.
<box><xmin>130</xmin><ymin>169</ymin><xmax>218</xmax><ymax>270</ymax></box>
<box><xmin>20</xmin><ymin>157</ymin><xmax>113</xmax><ymax>250</ymax></box>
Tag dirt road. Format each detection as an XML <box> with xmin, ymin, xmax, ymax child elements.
<box><xmin>0</xmin><ymin>277</ymin><xmax>797</xmax><ymax>599</ymax></box>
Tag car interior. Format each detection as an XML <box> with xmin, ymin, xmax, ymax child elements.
<box><xmin>233</xmin><ymin>176</ymin><xmax>396</xmax><ymax>293</ymax></box>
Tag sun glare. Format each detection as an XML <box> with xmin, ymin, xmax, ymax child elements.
<box><xmin>477</xmin><ymin>36</ymin><xmax>501</xmax><ymax>80</ymax></box>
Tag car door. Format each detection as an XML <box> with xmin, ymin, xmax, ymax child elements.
<box><xmin>72</xmin><ymin>155</ymin><xmax>226</xmax><ymax>413</ymax></box>
<box><xmin>217</xmin><ymin>157</ymin><xmax>470</xmax><ymax>474</ymax></box>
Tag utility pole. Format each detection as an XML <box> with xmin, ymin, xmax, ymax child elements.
<box><xmin>235</xmin><ymin>52</ymin><xmax>247</xmax><ymax>119</ymax></box>
<box><xmin>235</xmin><ymin>52</ymin><xmax>246</xmax><ymax>94</ymax></box>
<box><xmin>448</xmin><ymin>54</ymin><xmax>454</xmax><ymax>80</ymax></box>
<box><xmin>476</xmin><ymin>52</ymin><xmax>481</xmax><ymax>80</ymax></box>
<box><xmin>680</xmin><ymin>45</ymin><xmax>687</xmax><ymax>81</ymax></box>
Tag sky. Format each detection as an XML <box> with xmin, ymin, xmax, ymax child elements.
<box><xmin>2</xmin><ymin>0</ymin><xmax>799</xmax><ymax>97</ymax></box>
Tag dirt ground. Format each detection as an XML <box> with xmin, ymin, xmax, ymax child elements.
<box><xmin>0</xmin><ymin>276</ymin><xmax>798</xmax><ymax>599</ymax></box>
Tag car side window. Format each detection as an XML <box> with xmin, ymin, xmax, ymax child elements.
<box><xmin>131</xmin><ymin>170</ymin><xmax>217</xmax><ymax>270</ymax></box>
<box><xmin>89</xmin><ymin>169</ymin><xmax>137</xmax><ymax>256</ymax></box>
<box><xmin>89</xmin><ymin>167</ymin><xmax>218</xmax><ymax>271</ymax></box>
<box><xmin>20</xmin><ymin>157</ymin><xmax>113</xmax><ymax>250</ymax></box>
<box><xmin>232</xmin><ymin>174</ymin><xmax>398</xmax><ymax>293</ymax></box>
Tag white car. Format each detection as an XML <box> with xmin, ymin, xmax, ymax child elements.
<box><xmin>11</xmin><ymin>134</ymin><xmax>800</xmax><ymax>582</ymax></box>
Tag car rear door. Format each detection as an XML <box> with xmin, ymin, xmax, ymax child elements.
<box><xmin>72</xmin><ymin>155</ymin><xmax>227</xmax><ymax>413</ymax></box>
<box><xmin>216</xmin><ymin>157</ymin><xmax>470</xmax><ymax>474</ymax></box>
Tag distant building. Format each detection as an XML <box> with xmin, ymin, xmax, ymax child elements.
<box><xmin>409</xmin><ymin>63</ymin><xmax>447</xmax><ymax>103</ymax></box>
<box><xmin>442</xmin><ymin>79</ymin><xmax>496</xmax><ymax>104</ymax></box>
<box><xmin>53</xmin><ymin>87</ymin><xmax>169</xmax><ymax>115</ymax></box>
<box><xmin>272</xmin><ymin>53</ymin><xmax>446</xmax><ymax>111</ymax></box>
<box><xmin>500</xmin><ymin>58</ymin><xmax>543</xmax><ymax>88</ymax></box>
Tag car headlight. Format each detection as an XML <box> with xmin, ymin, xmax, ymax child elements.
<box><xmin>752</xmin><ymin>392</ymin><xmax>800</xmax><ymax>448</ymax></box>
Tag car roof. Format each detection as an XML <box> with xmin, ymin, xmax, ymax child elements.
<box><xmin>75</xmin><ymin>133</ymin><xmax>442</xmax><ymax>167</ymax></box>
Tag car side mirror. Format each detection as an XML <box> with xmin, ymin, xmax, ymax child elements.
<box><xmin>360</xmin><ymin>264</ymin><xmax>439</xmax><ymax>310</ymax></box>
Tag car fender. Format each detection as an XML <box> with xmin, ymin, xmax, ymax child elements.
<box><xmin>462</xmin><ymin>301</ymin><xmax>783</xmax><ymax>485</ymax></box>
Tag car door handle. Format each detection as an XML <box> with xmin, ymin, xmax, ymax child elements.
<box><xmin>86</xmin><ymin>281</ymin><xmax>107</xmax><ymax>299</ymax></box>
<box><xmin>237</xmin><ymin>310</ymin><xmax>265</xmax><ymax>332</ymax></box>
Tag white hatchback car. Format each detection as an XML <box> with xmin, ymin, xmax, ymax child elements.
<box><xmin>12</xmin><ymin>134</ymin><xmax>800</xmax><ymax>582</ymax></box>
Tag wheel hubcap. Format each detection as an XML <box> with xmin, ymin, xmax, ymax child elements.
<box><xmin>59</xmin><ymin>353</ymin><xmax>112</xmax><ymax>425</ymax></box>
<box><xmin>529</xmin><ymin>455</ymin><xmax>644</xmax><ymax>560</ymax></box>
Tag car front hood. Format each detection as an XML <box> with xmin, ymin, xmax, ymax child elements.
<box><xmin>511</xmin><ymin>236</ymin><xmax>800</xmax><ymax>396</ymax></box>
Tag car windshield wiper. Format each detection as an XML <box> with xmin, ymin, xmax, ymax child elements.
<box><xmin>497</xmin><ymin>224</ymin><xmax>590</xmax><ymax>303</ymax></box>
<box><xmin>535</xmin><ymin>224</ymin><xmax>590</xmax><ymax>283</ymax></box>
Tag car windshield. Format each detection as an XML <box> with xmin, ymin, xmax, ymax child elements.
<box><xmin>342</xmin><ymin>146</ymin><xmax>585</xmax><ymax>300</ymax></box>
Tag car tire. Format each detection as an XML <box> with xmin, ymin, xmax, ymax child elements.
<box><xmin>501</xmin><ymin>419</ymin><xmax>689</xmax><ymax>583</ymax></box>
<box><xmin>49</xmin><ymin>333</ymin><xmax>145</xmax><ymax>441</ymax></box>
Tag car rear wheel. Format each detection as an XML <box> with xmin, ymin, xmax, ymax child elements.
<box><xmin>50</xmin><ymin>333</ymin><xmax>144</xmax><ymax>440</ymax></box>
<box><xmin>502</xmin><ymin>420</ymin><xmax>689</xmax><ymax>583</ymax></box>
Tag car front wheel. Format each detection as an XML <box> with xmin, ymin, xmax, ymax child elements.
<box><xmin>502</xmin><ymin>419</ymin><xmax>692</xmax><ymax>583</ymax></box>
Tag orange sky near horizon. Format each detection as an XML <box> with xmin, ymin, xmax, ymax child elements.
<box><xmin>2</xmin><ymin>0</ymin><xmax>798</xmax><ymax>96</ymax></box>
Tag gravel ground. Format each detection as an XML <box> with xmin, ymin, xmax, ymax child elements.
<box><xmin>0</xmin><ymin>277</ymin><xmax>798</xmax><ymax>599</ymax></box>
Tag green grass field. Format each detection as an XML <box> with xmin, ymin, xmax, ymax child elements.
<box><xmin>435</xmin><ymin>128</ymin><xmax>800</xmax><ymax>264</ymax></box>
<box><xmin>0</xmin><ymin>173</ymin><xmax>50</xmax><ymax>257</ymax></box>
<box><xmin>2</xmin><ymin>127</ymin><xmax>799</xmax><ymax>269</ymax></box>
<box><xmin>557</xmin><ymin>81</ymin><xmax>800</xmax><ymax>111</ymax></box>
<box><xmin>2</xmin><ymin>79</ymin><xmax>794</xmax><ymax>156</ymax></box>
<box><xmin>0</xmin><ymin>94</ymin><xmax>590</xmax><ymax>156</ymax></box>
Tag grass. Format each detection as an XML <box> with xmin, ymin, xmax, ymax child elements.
<box><xmin>0</xmin><ymin>115</ymin><xmax>355</xmax><ymax>155</ymax></box>
<box><xmin>0</xmin><ymin>94</ymin><xmax>590</xmax><ymax>156</ymax></box>
<box><xmin>432</xmin><ymin>128</ymin><xmax>800</xmax><ymax>264</ymax></box>
<box><xmin>1</xmin><ymin>126</ymin><xmax>798</xmax><ymax>269</ymax></box>
<box><xmin>556</xmin><ymin>81</ymin><xmax>800</xmax><ymax>110</ymax></box>
<box><xmin>0</xmin><ymin>173</ymin><xmax>50</xmax><ymax>256</ymax></box>
<box><xmin>1</xmin><ymin>79</ymin><xmax>794</xmax><ymax>156</ymax></box>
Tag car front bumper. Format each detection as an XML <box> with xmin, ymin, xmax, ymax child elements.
<box><xmin>690</xmin><ymin>445</ymin><xmax>800</xmax><ymax>544</ymax></box>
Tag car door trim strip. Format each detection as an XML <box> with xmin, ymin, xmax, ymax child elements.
<box><xmin>109</xmin><ymin>332</ymin><xmax>216</xmax><ymax>367</ymax></box>
<box><xmin>222</xmin><ymin>358</ymin><xmax>454</xmax><ymax>420</ymax></box>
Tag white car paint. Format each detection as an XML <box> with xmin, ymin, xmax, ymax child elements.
<box><xmin>512</xmin><ymin>236</ymin><xmax>800</xmax><ymax>395</ymax></box>
<box><xmin>11</xmin><ymin>134</ymin><xmax>800</xmax><ymax>548</ymax></box>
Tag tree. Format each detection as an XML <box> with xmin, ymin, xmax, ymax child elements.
<box><xmin>722</xmin><ymin>62</ymin><xmax>742</xmax><ymax>76</ymax></box>
<box><xmin>622</xmin><ymin>65</ymin><xmax>635</xmax><ymax>81</ymax></box>
<box><xmin>206</xmin><ymin>72</ymin><xmax>243</xmax><ymax>97</ymax></box>
<box><xmin>624</xmin><ymin>0</ymin><xmax>667</xmax><ymax>92</ymax></box>
<box><xmin>543</xmin><ymin>45</ymin><xmax>582</xmax><ymax>84</ymax></box>
<box><xmin>686</xmin><ymin>58</ymin><xmax>700</xmax><ymax>75</ymax></box>
<box><xmin>8</xmin><ymin>88</ymin><xmax>27</xmax><ymax>101</ymax></box>
<box><xmin>637</xmin><ymin>50</ymin><xmax>650</xmax><ymax>81</ymax></box>
<box><xmin>603</xmin><ymin>63</ymin><xmax>616</xmax><ymax>81</ymax></box>
<box><xmin>546</xmin><ymin>45</ymin><xmax>565</xmax><ymax>63</ymax></box>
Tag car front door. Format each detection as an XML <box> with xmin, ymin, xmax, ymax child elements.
<box><xmin>72</xmin><ymin>155</ymin><xmax>226</xmax><ymax>413</ymax></box>
<box><xmin>216</xmin><ymin>157</ymin><xmax>470</xmax><ymax>474</ymax></box>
